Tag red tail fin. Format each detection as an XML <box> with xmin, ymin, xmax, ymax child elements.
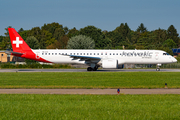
<box><xmin>8</xmin><ymin>28</ymin><xmax>31</xmax><ymax>52</ymax></box>
<box><xmin>8</xmin><ymin>28</ymin><xmax>51</xmax><ymax>63</ymax></box>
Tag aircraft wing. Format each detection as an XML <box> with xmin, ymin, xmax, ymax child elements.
<box><xmin>67</xmin><ymin>55</ymin><xmax>101</xmax><ymax>61</ymax></box>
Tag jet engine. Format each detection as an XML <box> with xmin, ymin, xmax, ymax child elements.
<box><xmin>102</xmin><ymin>59</ymin><xmax>118</xmax><ymax>69</ymax></box>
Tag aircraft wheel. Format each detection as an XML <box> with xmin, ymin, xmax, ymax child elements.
<box><xmin>93</xmin><ymin>66</ymin><xmax>98</xmax><ymax>71</ymax></box>
<box><xmin>87</xmin><ymin>67</ymin><xmax>92</xmax><ymax>71</ymax></box>
<box><xmin>156</xmin><ymin>68</ymin><xmax>160</xmax><ymax>71</ymax></box>
<box><xmin>93</xmin><ymin>68</ymin><xmax>97</xmax><ymax>71</ymax></box>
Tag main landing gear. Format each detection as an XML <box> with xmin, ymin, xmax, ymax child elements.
<box><xmin>87</xmin><ymin>66</ymin><xmax>98</xmax><ymax>71</ymax></box>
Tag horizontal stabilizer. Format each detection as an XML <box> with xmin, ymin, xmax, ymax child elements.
<box><xmin>5</xmin><ymin>51</ymin><xmax>24</xmax><ymax>55</ymax></box>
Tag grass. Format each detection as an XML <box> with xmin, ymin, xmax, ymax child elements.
<box><xmin>0</xmin><ymin>72</ymin><xmax>180</xmax><ymax>88</ymax></box>
<box><xmin>0</xmin><ymin>94</ymin><xmax>180</xmax><ymax>120</ymax></box>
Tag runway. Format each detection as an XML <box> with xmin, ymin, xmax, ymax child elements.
<box><xmin>0</xmin><ymin>89</ymin><xmax>180</xmax><ymax>94</ymax></box>
<box><xmin>0</xmin><ymin>68</ymin><xmax>180</xmax><ymax>72</ymax></box>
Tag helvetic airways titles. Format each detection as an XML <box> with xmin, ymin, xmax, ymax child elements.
<box><xmin>120</xmin><ymin>51</ymin><xmax>152</xmax><ymax>58</ymax></box>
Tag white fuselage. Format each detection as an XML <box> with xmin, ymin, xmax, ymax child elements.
<box><xmin>32</xmin><ymin>49</ymin><xmax>177</xmax><ymax>65</ymax></box>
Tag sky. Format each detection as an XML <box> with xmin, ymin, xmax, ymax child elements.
<box><xmin>0</xmin><ymin>0</ymin><xmax>180</xmax><ymax>36</ymax></box>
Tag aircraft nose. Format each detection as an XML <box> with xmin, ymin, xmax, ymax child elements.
<box><xmin>173</xmin><ymin>57</ymin><xmax>177</xmax><ymax>63</ymax></box>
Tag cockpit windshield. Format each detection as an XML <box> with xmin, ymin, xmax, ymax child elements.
<box><xmin>163</xmin><ymin>53</ymin><xmax>170</xmax><ymax>55</ymax></box>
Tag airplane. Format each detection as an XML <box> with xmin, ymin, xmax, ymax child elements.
<box><xmin>7</xmin><ymin>28</ymin><xmax>177</xmax><ymax>71</ymax></box>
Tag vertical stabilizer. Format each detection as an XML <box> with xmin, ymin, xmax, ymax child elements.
<box><xmin>8</xmin><ymin>28</ymin><xmax>31</xmax><ymax>52</ymax></box>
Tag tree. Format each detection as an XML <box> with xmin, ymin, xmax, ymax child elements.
<box><xmin>79</xmin><ymin>26</ymin><xmax>110</xmax><ymax>49</ymax></box>
<box><xmin>1</xmin><ymin>26</ymin><xmax>12</xmax><ymax>50</ymax></box>
<box><xmin>175</xmin><ymin>54</ymin><xmax>180</xmax><ymax>63</ymax></box>
<box><xmin>136</xmin><ymin>23</ymin><xmax>147</xmax><ymax>33</ymax></box>
<box><xmin>59</xmin><ymin>35</ymin><xmax>69</xmax><ymax>49</ymax></box>
<box><xmin>105</xmin><ymin>31</ymin><xmax>122</xmax><ymax>48</ymax></box>
<box><xmin>0</xmin><ymin>36</ymin><xmax>3</xmax><ymax>43</ymax></box>
<box><xmin>53</xmin><ymin>28</ymin><xmax>65</xmax><ymax>40</ymax></box>
<box><xmin>113</xmin><ymin>23</ymin><xmax>132</xmax><ymax>48</ymax></box>
<box><xmin>167</xmin><ymin>25</ymin><xmax>180</xmax><ymax>45</ymax></box>
<box><xmin>67</xmin><ymin>35</ymin><xmax>95</xmax><ymax>49</ymax></box>
<box><xmin>47</xmin><ymin>35</ymin><xmax>69</xmax><ymax>49</ymax></box>
<box><xmin>18</xmin><ymin>28</ymin><xmax>24</xmax><ymax>33</ymax></box>
<box><xmin>19</xmin><ymin>30</ymin><xmax>30</xmax><ymax>41</ymax></box>
<box><xmin>25</xmin><ymin>36</ymin><xmax>40</xmax><ymax>49</ymax></box>
<box><xmin>163</xmin><ymin>39</ymin><xmax>176</xmax><ymax>48</ymax></box>
<box><xmin>4</xmin><ymin>26</ymin><xmax>12</xmax><ymax>37</ymax></box>
<box><xmin>130</xmin><ymin>31</ymin><xmax>141</xmax><ymax>44</ymax></box>
<box><xmin>63</xmin><ymin>26</ymin><xmax>69</xmax><ymax>35</ymax></box>
<box><xmin>41</xmin><ymin>22</ymin><xmax>63</xmax><ymax>35</ymax></box>
<box><xmin>153</xmin><ymin>28</ymin><xmax>167</xmax><ymax>44</ymax></box>
<box><xmin>67</xmin><ymin>27</ymin><xmax>79</xmax><ymax>38</ymax></box>
<box><xmin>40</xmin><ymin>30</ymin><xmax>55</xmax><ymax>47</ymax></box>
<box><xmin>28</xmin><ymin>27</ymin><xmax>41</xmax><ymax>42</ymax></box>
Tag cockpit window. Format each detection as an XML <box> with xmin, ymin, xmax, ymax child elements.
<box><xmin>163</xmin><ymin>53</ymin><xmax>170</xmax><ymax>55</ymax></box>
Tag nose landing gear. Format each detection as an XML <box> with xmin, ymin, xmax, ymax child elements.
<box><xmin>156</xmin><ymin>68</ymin><xmax>160</xmax><ymax>71</ymax></box>
<box><xmin>156</xmin><ymin>64</ymin><xmax>161</xmax><ymax>71</ymax></box>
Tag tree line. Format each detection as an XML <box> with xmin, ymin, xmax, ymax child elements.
<box><xmin>0</xmin><ymin>22</ymin><xmax>180</xmax><ymax>55</ymax></box>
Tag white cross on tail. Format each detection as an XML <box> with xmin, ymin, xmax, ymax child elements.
<box><xmin>13</xmin><ymin>37</ymin><xmax>23</xmax><ymax>48</ymax></box>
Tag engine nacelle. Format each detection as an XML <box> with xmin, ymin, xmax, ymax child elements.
<box><xmin>102</xmin><ymin>59</ymin><xmax>118</xmax><ymax>69</ymax></box>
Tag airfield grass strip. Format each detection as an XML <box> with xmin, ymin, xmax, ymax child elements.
<box><xmin>0</xmin><ymin>94</ymin><xmax>180</xmax><ymax>120</ymax></box>
<box><xmin>0</xmin><ymin>72</ymin><xmax>180</xmax><ymax>89</ymax></box>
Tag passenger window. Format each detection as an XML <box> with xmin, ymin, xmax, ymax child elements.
<box><xmin>45</xmin><ymin>53</ymin><xmax>47</xmax><ymax>55</ymax></box>
<box><xmin>74</xmin><ymin>53</ymin><xmax>75</xmax><ymax>55</ymax></box>
<box><xmin>116</xmin><ymin>53</ymin><xmax>118</xmax><ymax>55</ymax></box>
<box><xmin>110</xmin><ymin>53</ymin><xmax>111</xmax><ymax>55</ymax></box>
<box><xmin>42</xmin><ymin>53</ymin><xmax>44</xmax><ymax>55</ymax></box>
<box><xmin>49</xmin><ymin>53</ymin><xmax>50</xmax><ymax>55</ymax></box>
<box><xmin>90</xmin><ymin>53</ymin><xmax>92</xmax><ymax>55</ymax></box>
<box><xmin>55</xmin><ymin>53</ymin><xmax>57</xmax><ymax>55</ymax></box>
<box><xmin>52</xmin><ymin>53</ymin><xmax>54</xmax><ymax>55</ymax></box>
<box><xmin>80</xmin><ymin>53</ymin><xmax>82</xmax><ymax>55</ymax></box>
<box><xmin>70</xmin><ymin>53</ymin><xmax>72</xmax><ymax>55</ymax></box>
<box><xmin>97</xmin><ymin>53</ymin><xmax>99</xmax><ymax>55</ymax></box>
<box><xmin>101</xmin><ymin>53</ymin><xmax>103</xmax><ymax>55</ymax></box>
<box><xmin>84</xmin><ymin>53</ymin><xmax>85</xmax><ymax>55</ymax></box>
<box><xmin>77</xmin><ymin>53</ymin><xmax>79</xmax><ymax>55</ymax></box>
<box><xmin>87</xmin><ymin>53</ymin><xmax>89</xmax><ymax>55</ymax></box>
